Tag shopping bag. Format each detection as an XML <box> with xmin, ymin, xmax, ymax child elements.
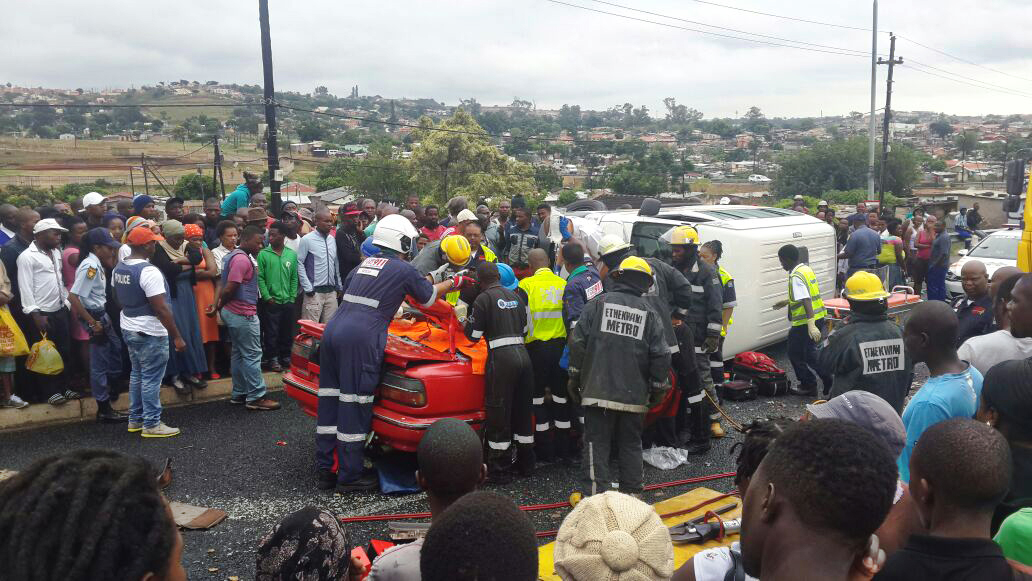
<box><xmin>26</xmin><ymin>332</ymin><xmax>64</xmax><ymax>375</ymax></box>
<box><xmin>0</xmin><ymin>306</ymin><xmax>29</xmax><ymax>357</ymax></box>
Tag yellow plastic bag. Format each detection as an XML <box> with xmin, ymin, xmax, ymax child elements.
<box><xmin>26</xmin><ymin>332</ymin><xmax>63</xmax><ymax>375</ymax></box>
<box><xmin>0</xmin><ymin>306</ymin><xmax>28</xmax><ymax>357</ymax></box>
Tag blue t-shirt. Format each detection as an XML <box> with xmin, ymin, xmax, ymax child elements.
<box><xmin>843</xmin><ymin>226</ymin><xmax>882</xmax><ymax>269</ymax></box>
<box><xmin>898</xmin><ymin>364</ymin><xmax>983</xmax><ymax>483</ymax></box>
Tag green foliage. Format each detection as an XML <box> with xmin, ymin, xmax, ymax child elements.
<box><xmin>558</xmin><ymin>190</ymin><xmax>577</xmax><ymax>205</ymax></box>
<box><xmin>0</xmin><ymin>182</ymin><xmax>111</xmax><ymax>208</ymax></box>
<box><xmin>928</xmin><ymin>159</ymin><xmax>947</xmax><ymax>172</ymax></box>
<box><xmin>297</xmin><ymin>119</ymin><xmax>327</xmax><ymax>142</ymax></box>
<box><xmin>773</xmin><ymin>137</ymin><xmax>920</xmax><ymax>198</ymax></box>
<box><xmin>173</xmin><ymin>173</ymin><xmax>216</xmax><ymax>200</ymax></box>
<box><xmin>534</xmin><ymin>166</ymin><xmax>562</xmax><ymax>192</ymax></box>
<box><xmin>315</xmin><ymin>176</ymin><xmax>347</xmax><ymax>192</ymax></box>
<box><xmin>315</xmin><ymin>139</ymin><xmax>412</xmax><ymax>200</ymax></box>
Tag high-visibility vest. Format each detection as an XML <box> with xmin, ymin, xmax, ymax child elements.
<box><xmin>482</xmin><ymin>246</ymin><xmax>497</xmax><ymax>262</ymax></box>
<box><xmin>445</xmin><ymin>247</ymin><xmax>496</xmax><ymax>305</ymax></box>
<box><xmin>788</xmin><ymin>264</ymin><xmax>826</xmax><ymax>327</ymax></box>
<box><xmin>718</xmin><ymin>266</ymin><xmax>734</xmax><ymax>337</ymax></box>
<box><xmin>518</xmin><ymin>267</ymin><xmax>567</xmax><ymax>343</ymax></box>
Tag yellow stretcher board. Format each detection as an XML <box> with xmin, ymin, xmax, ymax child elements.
<box><xmin>537</xmin><ymin>486</ymin><xmax>742</xmax><ymax>580</ymax></box>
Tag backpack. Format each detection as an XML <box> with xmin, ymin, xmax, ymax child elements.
<box><xmin>731</xmin><ymin>351</ymin><xmax>789</xmax><ymax>397</ymax></box>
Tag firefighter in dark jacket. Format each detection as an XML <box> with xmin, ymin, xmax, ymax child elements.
<box><xmin>568</xmin><ymin>256</ymin><xmax>671</xmax><ymax>496</ymax></box>
<box><xmin>818</xmin><ymin>271</ymin><xmax>914</xmax><ymax>413</ymax></box>
<box><xmin>664</xmin><ymin>225</ymin><xmax>727</xmax><ymax>443</ymax></box>
<box><xmin>597</xmin><ymin>234</ymin><xmax>696</xmax><ymax>450</ymax></box>
<box><xmin>464</xmin><ymin>260</ymin><xmax>536</xmax><ymax>483</ymax></box>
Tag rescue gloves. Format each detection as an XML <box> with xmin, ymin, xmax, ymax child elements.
<box><xmin>567</xmin><ymin>375</ymin><xmax>582</xmax><ymax>406</ymax></box>
<box><xmin>806</xmin><ymin>319</ymin><xmax>822</xmax><ymax>343</ymax></box>
<box><xmin>702</xmin><ymin>335</ymin><xmax>721</xmax><ymax>354</ymax></box>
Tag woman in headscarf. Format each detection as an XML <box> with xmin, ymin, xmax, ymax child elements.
<box><xmin>183</xmin><ymin>222</ymin><xmax>221</xmax><ymax>380</ymax></box>
<box><xmin>152</xmin><ymin>219</ymin><xmax>208</xmax><ymax>394</ymax></box>
<box><xmin>255</xmin><ymin>506</ymin><xmax>351</xmax><ymax>581</ymax></box>
<box><xmin>979</xmin><ymin>358</ymin><xmax>1032</xmax><ymax>533</ymax></box>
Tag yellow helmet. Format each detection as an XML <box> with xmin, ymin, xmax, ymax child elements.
<box><xmin>440</xmin><ymin>235</ymin><xmax>472</xmax><ymax>266</ymax></box>
<box><xmin>617</xmin><ymin>256</ymin><xmax>653</xmax><ymax>277</ymax></box>
<box><xmin>844</xmin><ymin>271</ymin><xmax>890</xmax><ymax>300</ymax></box>
<box><xmin>668</xmin><ymin>225</ymin><xmax>699</xmax><ymax>246</ymax></box>
<box><xmin>614</xmin><ymin>256</ymin><xmax>654</xmax><ymax>290</ymax></box>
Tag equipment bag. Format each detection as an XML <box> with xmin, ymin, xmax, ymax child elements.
<box><xmin>731</xmin><ymin>351</ymin><xmax>788</xmax><ymax>397</ymax></box>
<box><xmin>719</xmin><ymin>379</ymin><xmax>757</xmax><ymax>402</ymax></box>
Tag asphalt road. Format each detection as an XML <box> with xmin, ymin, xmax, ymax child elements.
<box><xmin>0</xmin><ymin>341</ymin><xmax>927</xmax><ymax>580</ymax></box>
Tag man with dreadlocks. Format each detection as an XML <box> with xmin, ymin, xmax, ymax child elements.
<box><xmin>0</xmin><ymin>449</ymin><xmax>187</xmax><ymax>581</ymax></box>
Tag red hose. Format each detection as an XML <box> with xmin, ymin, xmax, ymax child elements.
<box><xmin>340</xmin><ymin>471</ymin><xmax>736</xmax><ymax>524</ymax></box>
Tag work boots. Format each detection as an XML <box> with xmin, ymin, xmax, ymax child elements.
<box><xmin>683</xmin><ymin>402</ymin><xmax>711</xmax><ymax>455</ymax></box>
<box><xmin>516</xmin><ymin>444</ymin><xmax>536</xmax><ymax>478</ymax></box>
<box><xmin>96</xmin><ymin>400</ymin><xmax>128</xmax><ymax>423</ymax></box>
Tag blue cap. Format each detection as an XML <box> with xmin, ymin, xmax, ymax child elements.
<box><xmin>361</xmin><ymin>237</ymin><xmax>381</xmax><ymax>258</ymax></box>
<box><xmin>83</xmin><ymin>227</ymin><xmax>120</xmax><ymax>250</ymax></box>
<box><xmin>497</xmin><ymin>263</ymin><xmax>518</xmax><ymax>290</ymax></box>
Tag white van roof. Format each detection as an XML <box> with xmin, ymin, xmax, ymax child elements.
<box><xmin>582</xmin><ymin>204</ymin><xmax>827</xmax><ymax>231</ymax></box>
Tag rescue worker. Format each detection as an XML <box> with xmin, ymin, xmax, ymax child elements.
<box><xmin>560</xmin><ymin>242</ymin><xmax>603</xmax><ymax>329</ymax></box>
<box><xmin>596</xmin><ymin>234</ymin><xmax>694</xmax><ymax>451</ymax></box>
<box><xmin>699</xmin><ymin>240</ymin><xmax>736</xmax><ymax>387</ymax></box>
<box><xmin>773</xmin><ymin>244</ymin><xmax>833</xmax><ymax>397</ymax></box>
<box><xmin>516</xmin><ymin>249</ymin><xmax>572</xmax><ymax>462</ymax></box>
<box><xmin>664</xmin><ymin>225</ymin><xmax>726</xmax><ymax>444</ymax></box>
<box><xmin>817</xmin><ymin>271</ymin><xmax>914</xmax><ymax>412</ymax></box>
<box><xmin>464</xmin><ymin>261</ymin><xmax>536</xmax><ymax>484</ymax></box>
<box><xmin>411</xmin><ymin>234</ymin><xmax>474</xmax><ymax>306</ymax></box>
<box><xmin>315</xmin><ymin>215</ymin><xmax>460</xmax><ymax>493</ymax></box>
<box><xmin>568</xmin><ymin>256</ymin><xmax>670</xmax><ymax>495</ymax></box>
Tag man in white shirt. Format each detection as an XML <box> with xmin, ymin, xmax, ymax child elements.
<box><xmin>958</xmin><ymin>270</ymin><xmax>1032</xmax><ymax>376</ymax></box>
<box><xmin>16</xmin><ymin>218</ymin><xmax>76</xmax><ymax>405</ymax></box>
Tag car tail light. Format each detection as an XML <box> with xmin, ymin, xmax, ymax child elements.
<box><xmin>380</xmin><ymin>373</ymin><xmax>427</xmax><ymax>407</ymax></box>
<box><xmin>293</xmin><ymin>335</ymin><xmax>319</xmax><ymax>361</ymax></box>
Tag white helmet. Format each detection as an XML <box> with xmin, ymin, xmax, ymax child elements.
<box><xmin>598</xmin><ymin>234</ymin><xmax>631</xmax><ymax>257</ymax></box>
<box><xmin>371</xmin><ymin>214</ymin><xmax>418</xmax><ymax>254</ymax></box>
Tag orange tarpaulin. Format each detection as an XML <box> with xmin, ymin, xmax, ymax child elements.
<box><xmin>389</xmin><ymin>318</ymin><xmax>489</xmax><ymax>375</ymax></box>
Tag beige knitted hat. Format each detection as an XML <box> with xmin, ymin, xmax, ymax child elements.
<box><xmin>553</xmin><ymin>491</ymin><xmax>674</xmax><ymax>580</ymax></box>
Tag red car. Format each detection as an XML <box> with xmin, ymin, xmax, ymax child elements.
<box><xmin>284</xmin><ymin>299</ymin><xmax>679</xmax><ymax>452</ymax></box>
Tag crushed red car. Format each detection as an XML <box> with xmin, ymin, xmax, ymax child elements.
<box><xmin>284</xmin><ymin>298</ymin><xmax>679</xmax><ymax>452</ymax></box>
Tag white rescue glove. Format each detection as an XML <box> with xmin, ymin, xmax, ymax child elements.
<box><xmin>807</xmin><ymin>319</ymin><xmax>822</xmax><ymax>343</ymax></box>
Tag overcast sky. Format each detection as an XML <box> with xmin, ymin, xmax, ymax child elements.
<box><xmin>3</xmin><ymin>0</ymin><xmax>1032</xmax><ymax>118</ymax></box>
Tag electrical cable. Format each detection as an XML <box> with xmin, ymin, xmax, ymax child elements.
<box><xmin>544</xmin><ymin>0</ymin><xmax>867</xmax><ymax>58</ymax></box>
<box><xmin>897</xmin><ymin>34</ymin><xmax>1032</xmax><ymax>85</ymax></box>
<box><xmin>685</xmin><ymin>0</ymin><xmax>873</xmax><ymax>32</ymax></box>
<box><xmin>904</xmin><ymin>62</ymin><xmax>1032</xmax><ymax>100</ymax></box>
<box><xmin>904</xmin><ymin>58</ymin><xmax>1032</xmax><ymax>99</ymax></box>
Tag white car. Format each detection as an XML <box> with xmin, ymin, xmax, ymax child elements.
<box><xmin>748</xmin><ymin>174</ymin><xmax>771</xmax><ymax>182</ymax></box>
<box><xmin>946</xmin><ymin>229</ymin><xmax>1021</xmax><ymax>297</ymax></box>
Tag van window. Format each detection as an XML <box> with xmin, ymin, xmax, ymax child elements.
<box><xmin>631</xmin><ymin>221</ymin><xmax>672</xmax><ymax>261</ymax></box>
<box><xmin>686</xmin><ymin>208</ymin><xmax>798</xmax><ymax>220</ymax></box>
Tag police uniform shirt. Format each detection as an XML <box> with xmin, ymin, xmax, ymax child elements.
<box><xmin>341</xmin><ymin>256</ymin><xmax>435</xmax><ymax>330</ymax></box>
<box><xmin>70</xmin><ymin>253</ymin><xmax>107</xmax><ymax>311</ymax></box>
<box><xmin>952</xmin><ymin>293</ymin><xmax>994</xmax><ymax>347</ymax></box>
<box><xmin>465</xmin><ymin>284</ymin><xmax>527</xmax><ymax>348</ymax></box>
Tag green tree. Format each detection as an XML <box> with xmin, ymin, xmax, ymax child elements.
<box><xmin>316</xmin><ymin>139</ymin><xmax>412</xmax><ymax>200</ymax></box>
<box><xmin>558</xmin><ymin>104</ymin><xmax>581</xmax><ymax>132</ymax></box>
<box><xmin>955</xmin><ymin>131</ymin><xmax>979</xmax><ymax>182</ymax></box>
<box><xmin>534</xmin><ymin>166</ymin><xmax>562</xmax><ymax>191</ymax></box>
<box><xmin>928</xmin><ymin>159</ymin><xmax>947</xmax><ymax>172</ymax></box>
<box><xmin>173</xmin><ymin>173</ymin><xmax>216</xmax><ymax>200</ymax></box>
<box><xmin>298</xmin><ymin>120</ymin><xmax>327</xmax><ymax>142</ymax></box>
<box><xmin>558</xmin><ymin>190</ymin><xmax>577</xmax><ymax>205</ymax></box>
<box><xmin>408</xmin><ymin>111</ymin><xmax>535</xmax><ymax>205</ymax></box>
<box><xmin>929</xmin><ymin>118</ymin><xmax>953</xmax><ymax>139</ymax></box>
<box><xmin>773</xmin><ymin>137</ymin><xmax>920</xmax><ymax>198</ymax></box>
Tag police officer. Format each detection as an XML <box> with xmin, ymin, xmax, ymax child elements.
<box><xmin>773</xmin><ymin>244</ymin><xmax>833</xmax><ymax>397</ymax></box>
<box><xmin>464</xmin><ymin>260</ymin><xmax>536</xmax><ymax>483</ymax></box>
<box><xmin>560</xmin><ymin>242</ymin><xmax>603</xmax><ymax>330</ymax></box>
<box><xmin>568</xmin><ymin>256</ymin><xmax>671</xmax><ymax>496</ymax></box>
<box><xmin>597</xmin><ymin>234</ymin><xmax>694</xmax><ymax>448</ymax></box>
<box><xmin>597</xmin><ymin>234</ymin><xmax>694</xmax><ymax>449</ymax></box>
<box><xmin>517</xmin><ymin>248</ymin><xmax>571</xmax><ymax>461</ymax></box>
<box><xmin>665</xmin><ymin>225</ymin><xmax>726</xmax><ymax>444</ymax></box>
<box><xmin>818</xmin><ymin>272</ymin><xmax>914</xmax><ymax>412</ymax></box>
<box><xmin>316</xmin><ymin>215</ymin><xmax>460</xmax><ymax>493</ymax></box>
<box><xmin>412</xmin><ymin>234</ymin><xmax>475</xmax><ymax>306</ymax></box>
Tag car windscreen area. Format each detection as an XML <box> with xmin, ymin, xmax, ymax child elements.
<box><xmin>968</xmin><ymin>235</ymin><xmax>1020</xmax><ymax>260</ymax></box>
<box><xmin>631</xmin><ymin>221</ymin><xmax>673</xmax><ymax>261</ymax></box>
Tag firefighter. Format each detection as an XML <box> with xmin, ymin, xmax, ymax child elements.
<box><xmin>773</xmin><ymin>244</ymin><xmax>833</xmax><ymax>397</ymax></box>
<box><xmin>818</xmin><ymin>271</ymin><xmax>914</xmax><ymax>412</ymax></box>
<box><xmin>596</xmin><ymin>234</ymin><xmax>694</xmax><ymax>450</ymax></box>
<box><xmin>568</xmin><ymin>256</ymin><xmax>671</xmax><ymax>495</ymax></box>
<box><xmin>411</xmin><ymin>234</ymin><xmax>474</xmax><ymax>306</ymax></box>
<box><xmin>516</xmin><ymin>248</ymin><xmax>572</xmax><ymax>462</ymax></box>
<box><xmin>315</xmin><ymin>215</ymin><xmax>461</xmax><ymax>493</ymax></box>
<box><xmin>664</xmin><ymin>225</ymin><xmax>726</xmax><ymax>444</ymax></box>
<box><xmin>464</xmin><ymin>260</ymin><xmax>536</xmax><ymax>483</ymax></box>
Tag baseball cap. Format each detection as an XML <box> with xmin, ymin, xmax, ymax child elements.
<box><xmin>33</xmin><ymin>218</ymin><xmax>68</xmax><ymax>234</ymax></box>
<box><xmin>126</xmin><ymin>225</ymin><xmax>164</xmax><ymax>245</ymax></box>
<box><xmin>83</xmin><ymin>227</ymin><xmax>120</xmax><ymax>250</ymax></box>
<box><xmin>456</xmin><ymin>208</ymin><xmax>478</xmax><ymax>222</ymax></box>
<box><xmin>82</xmin><ymin>191</ymin><xmax>106</xmax><ymax>208</ymax></box>
<box><xmin>806</xmin><ymin>390</ymin><xmax>906</xmax><ymax>458</ymax></box>
<box><xmin>341</xmin><ymin>202</ymin><xmax>362</xmax><ymax>216</ymax></box>
<box><xmin>166</xmin><ymin>196</ymin><xmax>185</xmax><ymax>207</ymax></box>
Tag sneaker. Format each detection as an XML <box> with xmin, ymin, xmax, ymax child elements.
<box><xmin>142</xmin><ymin>422</ymin><xmax>181</xmax><ymax>438</ymax></box>
<box><xmin>334</xmin><ymin>472</ymin><xmax>379</xmax><ymax>493</ymax></box>
<box><xmin>48</xmin><ymin>393</ymin><xmax>68</xmax><ymax>406</ymax></box>
<box><xmin>0</xmin><ymin>395</ymin><xmax>29</xmax><ymax>409</ymax></box>
<box><xmin>182</xmin><ymin>374</ymin><xmax>207</xmax><ymax>389</ymax></box>
<box><xmin>317</xmin><ymin>469</ymin><xmax>338</xmax><ymax>491</ymax></box>
<box><xmin>171</xmin><ymin>377</ymin><xmax>191</xmax><ymax>396</ymax></box>
<box><xmin>63</xmin><ymin>390</ymin><xmax>82</xmax><ymax>400</ymax></box>
<box><xmin>127</xmin><ymin>421</ymin><xmax>144</xmax><ymax>433</ymax></box>
<box><xmin>245</xmin><ymin>397</ymin><xmax>281</xmax><ymax>411</ymax></box>
<box><xmin>229</xmin><ymin>395</ymin><xmax>246</xmax><ymax>405</ymax></box>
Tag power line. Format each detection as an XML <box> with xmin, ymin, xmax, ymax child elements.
<box><xmin>905</xmin><ymin>58</ymin><xmax>1032</xmax><ymax>99</ymax></box>
<box><xmin>584</xmin><ymin>0</ymin><xmax>867</xmax><ymax>55</ymax></box>
<box><xmin>544</xmin><ymin>0</ymin><xmax>868</xmax><ymax>58</ymax></box>
<box><xmin>904</xmin><ymin>62</ymin><xmax>1032</xmax><ymax>100</ymax></box>
<box><xmin>167</xmin><ymin>139</ymin><xmax>213</xmax><ymax>160</ymax></box>
<box><xmin>685</xmin><ymin>0</ymin><xmax>873</xmax><ymax>32</ymax></box>
<box><xmin>897</xmin><ymin>34</ymin><xmax>1032</xmax><ymax>85</ymax></box>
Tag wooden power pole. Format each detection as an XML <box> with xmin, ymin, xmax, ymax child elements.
<box><xmin>258</xmin><ymin>0</ymin><xmax>281</xmax><ymax>215</ymax></box>
<box><xmin>877</xmin><ymin>33</ymin><xmax>903</xmax><ymax>210</ymax></box>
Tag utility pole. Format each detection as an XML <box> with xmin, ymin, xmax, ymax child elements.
<box><xmin>129</xmin><ymin>167</ymin><xmax>135</xmax><ymax>195</ymax></box>
<box><xmin>258</xmin><ymin>0</ymin><xmax>281</xmax><ymax>215</ymax></box>
<box><xmin>877</xmin><ymin>33</ymin><xmax>903</xmax><ymax>211</ymax></box>
<box><xmin>867</xmin><ymin>0</ymin><xmax>878</xmax><ymax>203</ymax></box>
<box><xmin>212</xmin><ymin>135</ymin><xmax>220</xmax><ymax>198</ymax></box>
<box><xmin>141</xmin><ymin>154</ymin><xmax>150</xmax><ymax>196</ymax></box>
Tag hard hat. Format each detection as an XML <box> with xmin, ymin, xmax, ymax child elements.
<box><xmin>844</xmin><ymin>271</ymin><xmax>890</xmax><ymax>301</ymax></box>
<box><xmin>598</xmin><ymin>234</ymin><xmax>631</xmax><ymax>257</ymax></box>
<box><xmin>371</xmin><ymin>214</ymin><xmax>418</xmax><ymax>254</ymax></box>
<box><xmin>614</xmin><ymin>256</ymin><xmax>654</xmax><ymax>291</ymax></box>
<box><xmin>440</xmin><ymin>235</ymin><xmax>472</xmax><ymax>266</ymax></box>
<box><xmin>497</xmin><ymin>263</ymin><xmax>518</xmax><ymax>290</ymax></box>
<box><xmin>617</xmin><ymin>256</ymin><xmax>653</xmax><ymax>277</ymax></box>
<box><xmin>666</xmin><ymin>225</ymin><xmax>699</xmax><ymax>246</ymax></box>
<box><xmin>719</xmin><ymin>196</ymin><xmax>731</xmax><ymax>205</ymax></box>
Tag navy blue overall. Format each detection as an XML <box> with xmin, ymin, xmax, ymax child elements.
<box><xmin>315</xmin><ymin>255</ymin><xmax>436</xmax><ymax>484</ymax></box>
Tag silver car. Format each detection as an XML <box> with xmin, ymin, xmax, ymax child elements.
<box><xmin>946</xmin><ymin>229</ymin><xmax>1021</xmax><ymax>297</ymax></box>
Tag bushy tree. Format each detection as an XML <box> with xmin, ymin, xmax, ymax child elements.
<box><xmin>773</xmin><ymin>137</ymin><xmax>920</xmax><ymax>198</ymax></box>
<box><xmin>173</xmin><ymin>173</ymin><xmax>216</xmax><ymax>200</ymax></box>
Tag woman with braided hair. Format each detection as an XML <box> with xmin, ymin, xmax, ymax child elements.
<box><xmin>0</xmin><ymin>449</ymin><xmax>186</xmax><ymax>581</ymax></box>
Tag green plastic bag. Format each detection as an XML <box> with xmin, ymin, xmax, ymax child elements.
<box><xmin>26</xmin><ymin>332</ymin><xmax>64</xmax><ymax>375</ymax></box>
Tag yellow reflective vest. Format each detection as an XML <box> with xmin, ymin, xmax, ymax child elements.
<box><xmin>788</xmin><ymin>264</ymin><xmax>826</xmax><ymax>327</ymax></box>
<box><xmin>518</xmin><ymin>267</ymin><xmax>567</xmax><ymax>342</ymax></box>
